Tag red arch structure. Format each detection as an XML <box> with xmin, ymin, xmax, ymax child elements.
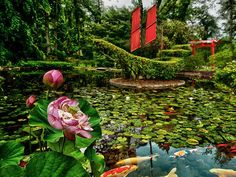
<box><xmin>189</xmin><ymin>39</ymin><xmax>219</xmax><ymax>56</ymax></box>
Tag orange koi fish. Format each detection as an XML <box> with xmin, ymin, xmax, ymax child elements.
<box><xmin>100</xmin><ymin>165</ymin><xmax>138</xmax><ymax>177</ymax></box>
<box><xmin>174</xmin><ymin>150</ymin><xmax>186</xmax><ymax>157</ymax></box>
<box><xmin>164</xmin><ymin>168</ymin><xmax>178</xmax><ymax>177</ymax></box>
<box><xmin>209</xmin><ymin>168</ymin><xmax>236</xmax><ymax>177</ymax></box>
<box><xmin>115</xmin><ymin>155</ymin><xmax>158</xmax><ymax>167</ymax></box>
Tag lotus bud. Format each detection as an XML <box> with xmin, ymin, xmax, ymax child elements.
<box><xmin>26</xmin><ymin>95</ymin><xmax>36</xmax><ymax>108</ymax></box>
<box><xmin>43</xmin><ymin>70</ymin><xmax>64</xmax><ymax>89</ymax></box>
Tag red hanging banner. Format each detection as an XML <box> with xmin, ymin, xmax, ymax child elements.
<box><xmin>131</xmin><ymin>29</ymin><xmax>141</xmax><ymax>52</ymax></box>
<box><xmin>145</xmin><ymin>5</ymin><xmax>157</xmax><ymax>45</ymax></box>
<box><xmin>131</xmin><ymin>7</ymin><xmax>141</xmax><ymax>52</ymax></box>
<box><xmin>131</xmin><ymin>7</ymin><xmax>141</xmax><ymax>33</ymax></box>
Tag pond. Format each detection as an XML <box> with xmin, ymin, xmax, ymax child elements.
<box><xmin>0</xmin><ymin>69</ymin><xmax>235</xmax><ymax>176</ymax></box>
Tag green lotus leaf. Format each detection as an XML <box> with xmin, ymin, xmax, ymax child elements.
<box><xmin>0</xmin><ymin>141</ymin><xmax>24</xmax><ymax>168</ymax></box>
<box><xmin>28</xmin><ymin>99</ymin><xmax>51</xmax><ymax>129</ymax></box>
<box><xmin>0</xmin><ymin>165</ymin><xmax>24</xmax><ymax>177</ymax></box>
<box><xmin>26</xmin><ymin>151</ymin><xmax>90</xmax><ymax>177</ymax></box>
<box><xmin>84</xmin><ymin>146</ymin><xmax>105</xmax><ymax>177</ymax></box>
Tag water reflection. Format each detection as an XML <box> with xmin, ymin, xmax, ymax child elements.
<box><xmin>126</xmin><ymin>142</ymin><xmax>236</xmax><ymax>177</ymax></box>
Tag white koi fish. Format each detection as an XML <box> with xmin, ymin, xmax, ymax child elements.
<box><xmin>209</xmin><ymin>168</ymin><xmax>236</xmax><ymax>177</ymax></box>
<box><xmin>163</xmin><ymin>168</ymin><xmax>178</xmax><ymax>177</ymax></box>
<box><xmin>115</xmin><ymin>154</ymin><xmax>158</xmax><ymax>167</ymax></box>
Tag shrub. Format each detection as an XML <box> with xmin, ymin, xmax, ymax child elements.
<box><xmin>172</xmin><ymin>44</ymin><xmax>192</xmax><ymax>51</ymax></box>
<box><xmin>183</xmin><ymin>53</ymin><xmax>206</xmax><ymax>70</ymax></box>
<box><xmin>214</xmin><ymin>61</ymin><xmax>236</xmax><ymax>90</ymax></box>
<box><xmin>17</xmin><ymin>61</ymin><xmax>74</xmax><ymax>70</ymax></box>
<box><xmin>209</xmin><ymin>48</ymin><xmax>234</xmax><ymax>68</ymax></box>
<box><xmin>93</xmin><ymin>39</ymin><xmax>184</xmax><ymax>80</ymax></box>
<box><xmin>158</xmin><ymin>49</ymin><xmax>191</xmax><ymax>58</ymax></box>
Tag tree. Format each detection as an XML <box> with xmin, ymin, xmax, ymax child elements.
<box><xmin>187</xmin><ymin>1</ymin><xmax>219</xmax><ymax>39</ymax></box>
<box><xmin>218</xmin><ymin>0</ymin><xmax>236</xmax><ymax>58</ymax></box>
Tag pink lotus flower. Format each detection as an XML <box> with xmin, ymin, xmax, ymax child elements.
<box><xmin>26</xmin><ymin>95</ymin><xmax>36</xmax><ymax>108</ymax></box>
<box><xmin>47</xmin><ymin>96</ymin><xmax>93</xmax><ymax>139</ymax></box>
<box><xmin>43</xmin><ymin>70</ymin><xmax>64</xmax><ymax>89</ymax></box>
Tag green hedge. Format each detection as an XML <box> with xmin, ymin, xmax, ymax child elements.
<box><xmin>93</xmin><ymin>39</ymin><xmax>184</xmax><ymax>79</ymax></box>
<box><xmin>214</xmin><ymin>61</ymin><xmax>236</xmax><ymax>90</ymax></box>
<box><xmin>17</xmin><ymin>61</ymin><xmax>74</xmax><ymax>70</ymax></box>
<box><xmin>209</xmin><ymin>48</ymin><xmax>234</xmax><ymax>68</ymax></box>
<box><xmin>158</xmin><ymin>49</ymin><xmax>191</xmax><ymax>58</ymax></box>
<box><xmin>172</xmin><ymin>44</ymin><xmax>192</xmax><ymax>51</ymax></box>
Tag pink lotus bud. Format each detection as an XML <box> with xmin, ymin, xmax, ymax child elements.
<box><xmin>26</xmin><ymin>95</ymin><xmax>36</xmax><ymax>108</ymax></box>
<box><xmin>43</xmin><ymin>70</ymin><xmax>64</xmax><ymax>89</ymax></box>
<box><xmin>47</xmin><ymin>96</ymin><xmax>93</xmax><ymax>139</ymax></box>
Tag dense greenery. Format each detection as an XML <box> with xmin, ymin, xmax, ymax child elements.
<box><xmin>214</xmin><ymin>61</ymin><xmax>236</xmax><ymax>90</ymax></box>
<box><xmin>94</xmin><ymin>39</ymin><xmax>184</xmax><ymax>79</ymax></box>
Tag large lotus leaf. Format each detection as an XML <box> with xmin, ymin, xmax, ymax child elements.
<box><xmin>26</xmin><ymin>151</ymin><xmax>90</xmax><ymax>177</ymax></box>
<box><xmin>29</xmin><ymin>99</ymin><xmax>51</xmax><ymax>129</ymax></box>
<box><xmin>84</xmin><ymin>146</ymin><xmax>105</xmax><ymax>177</ymax></box>
<box><xmin>79</xmin><ymin>98</ymin><xmax>101</xmax><ymax>127</ymax></box>
<box><xmin>0</xmin><ymin>141</ymin><xmax>24</xmax><ymax>168</ymax></box>
<box><xmin>76</xmin><ymin>126</ymin><xmax>102</xmax><ymax>148</ymax></box>
<box><xmin>0</xmin><ymin>165</ymin><xmax>24</xmax><ymax>177</ymax></box>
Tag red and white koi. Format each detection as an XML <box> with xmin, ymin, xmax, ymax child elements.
<box><xmin>114</xmin><ymin>155</ymin><xmax>158</xmax><ymax>167</ymax></box>
<box><xmin>100</xmin><ymin>165</ymin><xmax>138</xmax><ymax>177</ymax></box>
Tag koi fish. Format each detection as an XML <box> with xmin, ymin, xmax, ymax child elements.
<box><xmin>163</xmin><ymin>168</ymin><xmax>178</xmax><ymax>177</ymax></box>
<box><xmin>189</xmin><ymin>148</ymin><xmax>198</xmax><ymax>153</ymax></box>
<box><xmin>174</xmin><ymin>150</ymin><xmax>187</xmax><ymax>157</ymax></box>
<box><xmin>209</xmin><ymin>168</ymin><xmax>236</xmax><ymax>177</ymax></box>
<box><xmin>101</xmin><ymin>165</ymin><xmax>138</xmax><ymax>177</ymax></box>
<box><xmin>114</xmin><ymin>155</ymin><xmax>158</xmax><ymax>167</ymax></box>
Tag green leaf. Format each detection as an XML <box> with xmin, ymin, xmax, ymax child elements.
<box><xmin>79</xmin><ymin>99</ymin><xmax>101</xmax><ymax>127</ymax></box>
<box><xmin>29</xmin><ymin>99</ymin><xmax>51</xmax><ymax>129</ymax></box>
<box><xmin>0</xmin><ymin>141</ymin><xmax>24</xmax><ymax>168</ymax></box>
<box><xmin>84</xmin><ymin>146</ymin><xmax>105</xmax><ymax>177</ymax></box>
<box><xmin>26</xmin><ymin>151</ymin><xmax>90</xmax><ymax>177</ymax></box>
<box><xmin>76</xmin><ymin>126</ymin><xmax>101</xmax><ymax>148</ymax></box>
<box><xmin>0</xmin><ymin>165</ymin><xmax>24</xmax><ymax>177</ymax></box>
<box><xmin>44</xmin><ymin>129</ymin><xmax>64</xmax><ymax>143</ymax></box>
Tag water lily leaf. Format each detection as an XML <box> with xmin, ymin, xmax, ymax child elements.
<box><xmin>187</xmin><ymin>138</ymin><xmax>199</xmax><ymax>145</ymax></box>
<box><xmin>26</xmin><ymin>151</ymin><xmax>90</xmax><ymax>177</ymax></box>
<box><xmin>0</xmin><ymin>141</ymin><xmax>24</xmax><ymax>168</ymax></box>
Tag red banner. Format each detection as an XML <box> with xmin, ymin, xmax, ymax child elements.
<box><xmin>131</xmin><ymin>7</ymin><xmax>141</xmax><ymax>33</ymax></box>
<box><xmin>131</xmin><ymin>29</ymin><xmax>141</xmax><ymax>52</ymax></box>
<box><xmin>131</xmin><ymin>7</ymin><xmax>141</xmax><ymax>52</ymax></box>
<box><xmin>145</xmin><ymin>5</ymin><xmax>157</xmax><ymax>45</ymax></box>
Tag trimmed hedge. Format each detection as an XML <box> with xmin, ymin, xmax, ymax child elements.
<box><xmin>93</xmin><ymin>39</ymin><xmax>184</xmax><ymax>80</ymax></box>
<box><xmin>18</xmin><ymin>61</ymin><xmax>74</xmax><ymax>70</ymax></box>
<box><xmin>158</xmin><ymin>49</ymin><xmax>191</xmax><ymax>58</ymax></box>
<box><xmin>172</xmin><ymin>44</ymin><xmax>192</xmax><ymax>51</ymax></box>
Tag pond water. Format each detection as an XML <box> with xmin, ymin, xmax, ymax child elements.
<box><xmin>0</xmin><ymin>69</ymin><xmax>235</xmax><ymax>176</ymax></box>
<box><xmin>130</xmin><ymin>142</ymin><xmax>236</xmax><ymax>177</ymax></box>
